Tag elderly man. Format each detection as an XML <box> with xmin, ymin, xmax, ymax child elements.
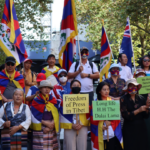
<box><xmin>68</xmin><ymin>47</ymin><xmax>99</xmax><ymax>105</ymax></box>
<box><xmin>41</xmin><ymin>54</ymin><xmax>60</xmax><ymax>81</ymax></box>
<box><xmin>0</xmin><ymin>56</ymin><xmax>25</xmax><ymax>107</ymax></box>
<box><xmin>21</xmin><ymin>58</ymin><xmax>36</xmax><ymax>95</ymax></box>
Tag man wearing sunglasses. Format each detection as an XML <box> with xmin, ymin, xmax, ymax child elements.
<box><xmin>68</xmin><ymin>47</ymin><xmax>99</xmax><ymax>105</ymax></box>
<box><xmin>0</xmin><ymin>56</ymin><xmax>25</xmax><ymax>107</ymax></box>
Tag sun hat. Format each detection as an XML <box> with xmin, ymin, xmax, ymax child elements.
<box><xmin>109</xmin><ymin>63</ymin><xmax>122</xmax><ymax>72</ymax></box>
<box><xmin>135</xmin><ymin>68</ymin><xmax>146</xmax><ymax>75</ymax></box>
<box><xmin>46</xmin><ymin>75</ymin><xmax>58</xmax><ymax>86</ymax></box>
<box><xmin>38</xmin><ymin>80</ymin><xmax>53</xmax><ymax>89</ymax></box>
<box><xmin>24</xmin><ymin>58</ymin><xmax>32</xmax><ymax>63</ymax></box>
<box><xmin>57</xmin><ymin>69</ymin><xmax>67</xmax><ymax>76</ymax></box>
<box><xmin>36</xmin><ymin>73</ymin><xmax>46</xmax><ymax>82</ymax></box>
<box><xmin>123</xmin><ymin>78</ymin><xmax>142</xmax><ymax>91</ymax></box>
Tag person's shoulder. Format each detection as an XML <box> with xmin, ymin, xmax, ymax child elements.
<box><xmin>120</xmin><ymin>94</ymin><xmax>129</xmax><ymax>101</ymax></box>
<box><xmin>104</xmin><ymin>78</ymin><xmax>111</xmax><ymax>83</ymax></box>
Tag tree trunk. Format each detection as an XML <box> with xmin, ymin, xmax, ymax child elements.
<box><xmin>140</xmin><ymin>36</ymin><xmax>145</xmax><ymax>57</ymax></box>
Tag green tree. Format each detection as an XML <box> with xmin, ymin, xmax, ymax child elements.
<box><xmin>0</xmin><ymin>0</ymin><xmax>53</xmax><ymax>64</ymax></box>
<box><xmin>75</xmin><ymin>0</ymin><xmax>150</xmax><ymax>64</ymax></box>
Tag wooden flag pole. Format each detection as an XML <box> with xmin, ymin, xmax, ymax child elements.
<box><xmin>107</xmin><ymin>129</ymin><xmax>109</xmax><ymax>142</ymax></box>
<box><xmin>76</xmin><ymin>114</ymin><xmax>79</xmax><ymax>135</ymax></box>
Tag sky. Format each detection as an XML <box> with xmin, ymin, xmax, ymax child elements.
<box><xmin>51</xmin><ymin>0</ymin><xmax>64</xmax><ymax>32</ymax></box>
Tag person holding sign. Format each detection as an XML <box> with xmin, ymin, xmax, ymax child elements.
<box><xmin>0</xmin><ymin>88</ymin><xmax>31</xmax><ymax>149</ymax></box>
<box><xmin>61</xmin><ymin>79</ymin><xmax>90</xmax><ymax>150</ymax></box>
<box><xmin>121</xmin><ymin>78</ymin><xmax>150</xmax><ymax>150</ymax></box>
<box><xmin>30</xmin><ymin>80</ymin><xmax>59</xmax><ymax>150</ymax></box>
<box><xmin>105</xmin><ymin>63</ymin><xmax>126</xmax><ymax>100</ymax></box>
<box><xmin>90</xmin><ymin>82</ymin><xmax>123</xmax><ymax>150</ymax></box>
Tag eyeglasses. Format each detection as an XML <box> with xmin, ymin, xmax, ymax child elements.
<box><xmin>143</xmin><ymin>59</ymin><xmax>150</xmax><ymax>62</ymax></box>
<box><xmin>59</xmin><ymin>74</ymin><xmax>67</xmax><ymax>77</ymax></box>
<box><xmin>6</xmin><ymin>62</ymin><xmax>15</xmax><ymax>66</ymax></box>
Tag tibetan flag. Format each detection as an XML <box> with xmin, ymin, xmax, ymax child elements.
<box><xmin>59</xmin><ymin>0</ymin><xmax>78</xmax><ymax>71</ymax></box>
<box><xmin>0</xmin><ymin>0</ymin><xmax>28</xmax><ymax>65</ymax></box>
<box><xmin>119</xmin><ymin>17</ymin><xmax>133</xmax><ymax>70</ymax></box>
<box><xmin>100</xmin><ymin>23</ymin><xmax>112</xmax><ymax>81</ymax></box>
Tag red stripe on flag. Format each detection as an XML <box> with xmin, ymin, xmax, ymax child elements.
<box><xmin>101</xmin><ymin>32</ymin><xmax>107</xmax><ymax>47</ymax></box>
<box><xmin>3</xmin><ymin>4</ymin><xmax>10</xmax><ymax>22</ymax></box>
<box><xmin>15</xmin><ymin>33</ymin><xmax>22</xmax><ymax>49</ymax></box>
<box><xmin>125</xmin><ymin>26</ymin><xmax>129</xmax><ymax>30</ymax></box>
<box><xmin>64</xmin><ymin>0</ymin><xmax>70</xmax><ymax>6</ymax></box>
<box><xmin>100</xmin><ymin>46</ymin><xmax>111</xmax><ymax>57</ymax></box>
<box><xmin>14</xmin><ymin>20</ymin><xmax>20</xmax><ymax>30</ymax></box>
<box><xmin>61</xmin><ymin>15</ymin><xmax>75</xmax><ymax>30</ymax></box>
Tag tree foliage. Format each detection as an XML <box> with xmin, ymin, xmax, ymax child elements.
<box><xmin>75</xmin><ymin>0</ymin><xmax>150</xmax><ymax>64</ymax></box>
<box><xmin>0</xmin><ymin>0</ymin><xmax>53</xmax><ymax>64</ymax></box>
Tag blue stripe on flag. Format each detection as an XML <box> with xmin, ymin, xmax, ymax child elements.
<box><xmin>62</xmin><ymin>0</ymin><xmax>72</xmax><ymax>20</ymax></box>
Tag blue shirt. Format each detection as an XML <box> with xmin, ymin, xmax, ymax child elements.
<box><xmin>61</xmin><ymin>82</ymin><xmax>71</xmax><ymax>95</ymax></box>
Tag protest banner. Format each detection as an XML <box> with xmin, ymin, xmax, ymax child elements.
<box><xmin>137</xmin><ymin>76</ymin><xmax>150</xmax><ymax>94</ymax></box>
<box><xmin>93</xmin><ymin>100</ymin><xmax>120</xmax><ymax>120</ymax></box>
<box><xmin>63</xmin><ymin>94</ymin><xmax>89</xmax><ymax>114</ymax></box>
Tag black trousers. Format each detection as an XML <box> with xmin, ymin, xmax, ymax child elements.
<box><xmin>80</xmin><ymin>91</ymin><xmax>94</xmax><ymax>105</ymax></box>
<box><xmin>104</xmin><ymin>136</ymin><xmax>122</xmax><ymax>150</ymax></box>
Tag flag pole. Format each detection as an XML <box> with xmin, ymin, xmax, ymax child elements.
<box><xmin>128</xmin><ymin>16</ymin><xmax>136</xmax><ymax>72</ymax></box>
<box><xmin>102</xmin><ymin>20</ymin><xmax>115</xmax><ymax>62</ymax></box>
<box><xmin>77</xmin><ymin>35</ymin><xmax>82</xmax><ymax>64</ymax></box>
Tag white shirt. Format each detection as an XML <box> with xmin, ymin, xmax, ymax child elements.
<box><xmin>0</xmin><ymin>102</ymin><xmax>31</xmax><ymax>131</ymax></box>
<box><xmin>69</xmin><ymin>61</ymin><xmax>99</xmax><ymax>92</ymax></box>
<box><xmin>26</xmin><ymin>85</ymin><xmax>38</xmax><ymax>97</ymax></box>
<box><xmin>108</xmin><ymin>63</ymin><xmax>133</xmax><ymax>81</ymax></box>
<box><xmin>47</xmin><ymin>66</ymin><xmax>56</xmax><ymax>72</ymax></box>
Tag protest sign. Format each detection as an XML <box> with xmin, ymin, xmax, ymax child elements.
<box><xmin>63</xmin><ymin>94</ymin><xmax>89</xmax><ymax>114</ymax></box>
<box><xmin>137</xmin><ymin>76</ymin><xmax>150</xmax><ymax>94</ymax></box>
<box><xmin>93</xmin><ymin>100</ymin><xmax>120</xmax><ymax>120</ymax></box>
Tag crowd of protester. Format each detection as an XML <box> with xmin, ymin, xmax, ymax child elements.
<box><xmin>0</xmin><ymin>47</ymin><xmax>150</xmax><ymax>150</ymax></box>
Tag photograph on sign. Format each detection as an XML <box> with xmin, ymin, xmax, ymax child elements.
<box><xmin>63</xmin><ymin>94</ymin><xmax>89</xmax><ymax>114</ymax></box>
<box><xmin>92</xmin><ymin>100</ymin><xmax>120</xmax><ymax>120</ymax></box>
<box><xmin>137</xmin><ymin>76</ymin><xmax>150</xmax><ymax>95</ymax></box>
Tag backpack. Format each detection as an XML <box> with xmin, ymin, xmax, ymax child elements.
<box><xmin>74</xmin><ymin>61</ymin><xmax>98</xmax><ymax>84</ymax></box>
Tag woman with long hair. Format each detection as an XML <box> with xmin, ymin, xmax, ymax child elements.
<box><xmin>90</xmin><ymin>82</ymin><xmax>123</xmax><ymax>150</ymax></box>
<box><xmin>141</xmin><ymin>55</ymin><xmax>150</xmax><ymax>76</ymax></box>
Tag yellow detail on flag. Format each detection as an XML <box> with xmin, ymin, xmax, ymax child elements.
<box><xmin>9</xmin><ymin>0</ymin><xmax>15</xmax><ymax>43</ymax></box>
<box><xmin>100</xmin><ymin>54</ymin><xmax>112</xmax><ymax>82</ymax></box>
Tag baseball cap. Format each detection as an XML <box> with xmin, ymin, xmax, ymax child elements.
<box><xmin>58</xmin><ymin>69</ymin><xmax>67</xmax><ymax>76</ymax></box>
<box><xmin>47</xmin><ymin>54</ymin><xmax>55</xmax><ymax>61</ymax></box>
<box><xmin>36</xmin><ymin>73</ymin><xmax>46</xmax><ymax>82</ymax></box>
<box><xmin>24</xmin><ymin>58</ymin><xmax>32</xmax><ymax>63</ymax></box>
<box><xmin>5</xmin><ymin>56</ymin><xmax>16</xmax><ymax>64</ymax></box>
<box><xmin>80</xmin><ymin>47</ymin><xmax>89</xmax><ymax>52</ymax></box>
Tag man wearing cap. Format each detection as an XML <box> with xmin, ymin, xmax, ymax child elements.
<box><xmin>0</xmin><ymin>56</ymin><xmax>25</xmax><ymax>107</ymax></box>
<box><xmin>26</xmin><ymin>73</ymin><xmax>46</xmax><ymax>106</ymax></box>
<box><xmin>68</xmin><ymin>47</ymin><xmax>99</xmax><ymax>105</ymax></box>
<box><xmin>21</xmin><ymin>58</ymin><xmax>36</xmax><ymax>96</ymax></box>
<box><xmin>41</xmin><ymin>54</ymin><xmax>60</xmax><ymax>81</ymax></box>
<box><xmin>53</xmin><ymin>69</ymin><xmax>71</xmax><ymax>97</ymax></box>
